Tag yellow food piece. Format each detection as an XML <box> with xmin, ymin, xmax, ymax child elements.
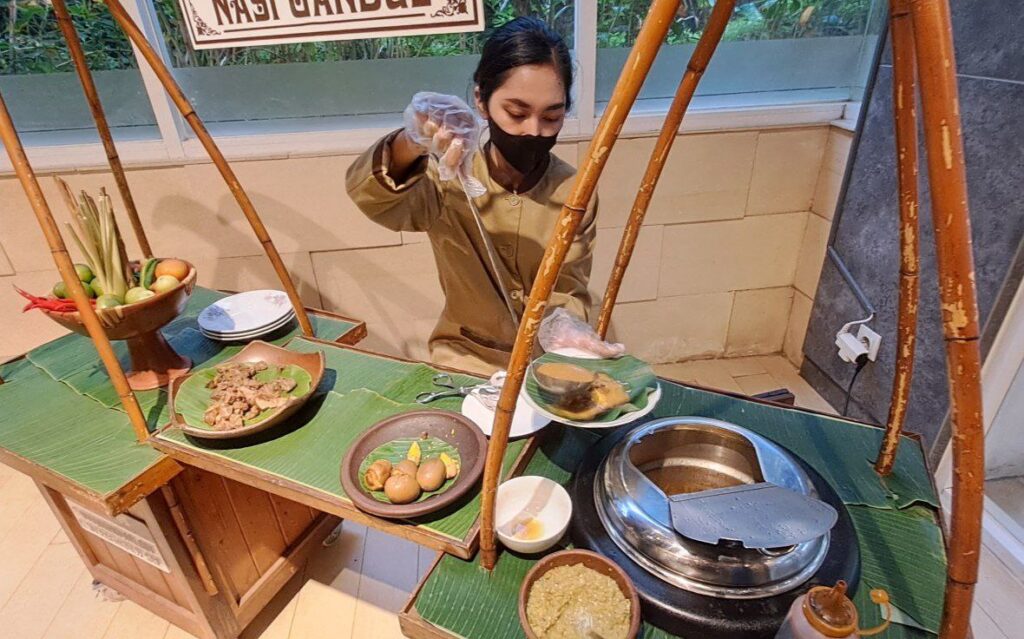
<box><xmin>407</xmin><ymin>441</ymin><xmax>422</xmax><ymax>464</ymax></box>
<box><xmin>439</xmin><ymin>452</ymin><xmax>460</xmax><ymax>479</ymax></box>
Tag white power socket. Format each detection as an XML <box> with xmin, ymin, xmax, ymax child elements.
<box><xmin>835</xmin><ymin>324</ymin><xmax>882</xmax><ymax>363</ymax></box>
<box><xmin>857</xmin><ymin>325</ymin><xmax>882</xmax><ymax>361</ymax></box>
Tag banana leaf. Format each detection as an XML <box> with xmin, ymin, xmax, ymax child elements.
<box><xmin>357</xmin><ymin>436</ymin><xmax>461</xmax><ymax>503</ymax></box>
<box><xmin>174</xmin><ymin>364</ymin><xmax>313</xmax><ymax>430</ymax></box>
<box><xmin>525</xmin><ymin>353</ymin><xmax>656</xmax><ymax>423</ymax></box>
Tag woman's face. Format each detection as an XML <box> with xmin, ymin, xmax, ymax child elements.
<box><xmin>477</xmin><ymin>63</ymin><xmax>567</xmax><ymax>137</ymax></box>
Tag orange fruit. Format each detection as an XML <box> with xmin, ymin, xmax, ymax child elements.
<box><xmin>155</xmin><ymin>259</ymin><xmax>189</xmax><ymax>281</ymax></box>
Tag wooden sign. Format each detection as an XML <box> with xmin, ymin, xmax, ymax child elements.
<box><xmin>177</xmin><ymin>0</ymin><xmax>486</xmax><ymax>49</ymax></box>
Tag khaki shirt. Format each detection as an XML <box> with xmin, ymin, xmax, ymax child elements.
<box><xmin>346</xmin><ymin>131</ymin><xmax>596</xmax><ymax>376</ymax></box>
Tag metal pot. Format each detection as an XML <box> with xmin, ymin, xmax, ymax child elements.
<box><xmin>595</xmin><ymin>417</ymin><xmax>830</xmax><ymax>599</ymax></box>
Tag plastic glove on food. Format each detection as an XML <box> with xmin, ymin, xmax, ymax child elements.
<box><xmin>403</xmin><ymin>92</ymin><xmax>482</xmax><ymax>185</ymax></box>
<box><xmin>538</xmin><ymin>308</ymin><xmax>626</xmax><ymax>359</ymax></box>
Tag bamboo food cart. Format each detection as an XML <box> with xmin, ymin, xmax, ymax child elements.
<box><xmin>0</xmin><ymin>1</ymin><xmax>982</xmax><ymax>638</ymax></box>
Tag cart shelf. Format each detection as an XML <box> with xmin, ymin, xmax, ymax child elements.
<box><xmin>401</xmin><ymin>380</ymin><xmax>946</xmax><ymax>639</ymax></box>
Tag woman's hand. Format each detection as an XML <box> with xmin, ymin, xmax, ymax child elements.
<box><xmin>402</xmin><ymin>92</ymin><xmax>482</xmax><ymax>181</ymax></box>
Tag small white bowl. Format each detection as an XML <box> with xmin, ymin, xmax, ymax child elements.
<box><xmin>496</xmin><ymin>476</ymin><xmax>572</xmax><ymax>554</ymax></box>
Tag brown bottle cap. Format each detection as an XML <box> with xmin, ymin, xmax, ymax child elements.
<box><xmin>802</xmin><ymin>581</ymin><xmax>859</xmax><ymax>638</ymax></box>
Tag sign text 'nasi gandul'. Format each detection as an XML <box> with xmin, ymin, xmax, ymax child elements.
<box><xmin>177</xmin><ymin>0</ymin><xmax>485</xmax><ymax>49</ymax></box>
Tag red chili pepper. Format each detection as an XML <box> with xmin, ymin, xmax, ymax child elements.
<box><xmin>14</xmin><ymin>286</ymin><xmax>94</xmax><ymax>313</ymax></box>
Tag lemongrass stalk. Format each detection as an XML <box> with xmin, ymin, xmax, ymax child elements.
<box><xmin>65</xmin><ymin>223</ymin><xmax>99</xmax><ymax>279</ymax></box>
<box><xmin>98</xmin><ymin>193</ymin><xmax>113</xmax><ymax>293</ymax></box>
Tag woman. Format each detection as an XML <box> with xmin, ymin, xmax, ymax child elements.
<box><xmin>346</xmin><ymin>17</ymin><xmax>596</xmax><ymax>376</ymax></box>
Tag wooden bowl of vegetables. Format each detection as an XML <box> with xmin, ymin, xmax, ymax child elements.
<box><xmin>33</xmin><ymin>180</ymin><xmax>199</xmax><ymax>390</ymax></box>
<box><xmin>41</xmin><ymin>259</ymin><xmax>198</xmax><ymax>390</ymax></box>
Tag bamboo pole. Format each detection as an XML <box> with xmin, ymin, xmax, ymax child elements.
<box><xmin>875</xmin><ymin>0</ymin><xmax>920</xmax><ymax>476</ymax></box>
<box><xmin>100</xmin><ymin>0</ymin><xmax>315</xmax><ymax>337</ymax></box>
<box><xmin>51</xmin><ymin>0</ymin><xmax>153</xmax><ymax>260</ymax></box>
<box><xmin>596</xmin><ymin>0</ymin><xmax>735</xmax><ymax>339</ymax></box>
<box><xmin>909</xmin><ymin>2</ymin><xmax>984</xmax><ymax>638</ymax></box>
<box><xmin>479</xmin><ymin>0</ymin><xmax>684</xmax><ymax>570</ymax></box>
<box><xmin>0</xmin><ymin>90</ymin><xmax>151</xmax><ymax>442</ymax></box>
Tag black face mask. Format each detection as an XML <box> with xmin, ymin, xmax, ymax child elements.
<box><xmin>487</xmin><ymin>118</ymin><xmax>558</xmax><ymax>176</ymax></box>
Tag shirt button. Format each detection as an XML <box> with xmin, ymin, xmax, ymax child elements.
<box><xmin>510</xmin><ymin>290</ymin><xmax>522</xmax><ymax>300</ymax></box>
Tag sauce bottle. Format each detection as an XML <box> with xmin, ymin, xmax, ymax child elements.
<box><xmin>775</xmin><ymin>581</ymin><xmax>892</xmax><ymax>639</ymax></box>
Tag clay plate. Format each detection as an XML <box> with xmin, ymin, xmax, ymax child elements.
<box><xmin>519</xmin><ymin>549</ymin><xmax>642</xmax><ymax>639</ymax></box>
<box><xmin>168</xmin><ymin>340</ymin><xmax>325</xmax><ymax>440</ymax></box>
<box><xmin>340</xmin><ymin>410</ymin><xmax>487</xmax><ymax>519</ymax></box>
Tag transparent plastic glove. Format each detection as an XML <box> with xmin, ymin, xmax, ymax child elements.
<box><xmin>403</xmin><ymin>92</ymin><xmax>483</xmax><ymax>190</ymax></box>
<box><xmin>538</xmin><ymin>308</ymin><xmax>626</xmax><ymax>359</ymax></box>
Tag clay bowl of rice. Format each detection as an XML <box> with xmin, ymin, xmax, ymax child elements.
<box><xmin>519</xmin><ymin>549</ymin><xmax>641</xmax><ymax>639</ymax></box>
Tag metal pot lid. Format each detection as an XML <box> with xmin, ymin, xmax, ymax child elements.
<box><xmin>595</xmin><ymin>417</ymin><xmax>833</xmax><ymax>599</ymax></box>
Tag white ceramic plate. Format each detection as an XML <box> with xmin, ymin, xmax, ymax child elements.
<box><xmin>198</xmin><ymin>290</ymin><xmax>293</xmax><ymax>335</ymax></box>
<box><xmin>523</xmin><ymin>383</ymin><xmax>663</xmax><ymax>429</ymax></box>
<box><xmin>461</xmin><ymin>371</ymin><xmax>549</xmax><ymax>439</ymax></box>
<box><xmin>200</xmin><ymin>311</ymin><xmax>295</xmax><ymax>339</ymax></box>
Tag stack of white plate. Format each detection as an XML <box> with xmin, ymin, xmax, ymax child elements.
<box><xmin>198</xmin><ymin>290</ymin><xmax>296</xmax><ymax>342</ymax></box>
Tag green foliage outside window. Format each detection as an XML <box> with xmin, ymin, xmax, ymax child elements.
<box><xmin>1</xmin><ymin>0</ymin><xmax>873</xmax><ymax>75</ymax></box>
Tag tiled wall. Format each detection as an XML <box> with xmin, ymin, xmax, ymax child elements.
<box><xmin>801</xmin><ymin>0</ymin><xmax>1024</xmax><ymax>453</ymax></box>
<box><xmin>0</xmin><ymin>125</ymin><xmax>841</xmax><ymax>364</ymax></box>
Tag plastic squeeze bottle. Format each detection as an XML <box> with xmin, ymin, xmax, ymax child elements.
<box><xmin>775</xmin><ymin>581</ymin><xmax>892</xmax><ymax>639</ymax></box>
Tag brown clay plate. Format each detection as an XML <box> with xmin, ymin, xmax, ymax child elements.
<box><xmin>519</xmin><ymin>549</ymin><xmax>642</xmax><ymax>639</ymax></box>
<box><xmin>340</xmin><ymin>410</ymin><xmax>488</xmax><ymax>519</ymax></box>
<box><xmin>168</xmin><ymin>340</ymin><xmax>325</xmax><ymax>440</ymax></box>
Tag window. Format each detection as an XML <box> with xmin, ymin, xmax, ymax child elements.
<box><xmin>596</xmin><ymin>0</ymin><xmax>885</xmax><ymax>112</ymax></box>
<box><xmin>152</xmin><ymin>0</ymin><xmax>574</xmax><ymax>135</ymax></box>
<box><xmin>1</xmin><ymin>0</ymin><xmax>884</xmax><ymax>161</ymax></box>
<box><xmin>0</xmin><ymin>0</ymin><xmax>158</xmax><ymax>144</ymax></box>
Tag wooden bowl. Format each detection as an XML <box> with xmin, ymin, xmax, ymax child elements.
<box><xmin>40</xmin><ymin>261</ymin><xmax>198</xmax><ymax>390</ymax></box>
<box><xmin>168</xmin><ymin>340</ymin><xmax>325</xmax><ymax>440</ymax></box>
<box><xmin>41</xmin><ymin>261</ymin><xmax>197</xmax><ymax>340</ymax></box>
<box><xmin>519</xmin><ymin>549</ymin><xmax>642</xmax><ymax>639</ymax></box>
<box><xmin>340</xmin><ymin>410</ymin><xmax>487</xmax><ymax>519</ymax></box>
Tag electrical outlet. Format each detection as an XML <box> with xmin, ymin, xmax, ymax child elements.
<box><xmin>836</xmin><ymin>331</ymin><xmax>868</xmax><ymax>363</ymax></box>
<box><xmin>858</xmin><ymin>325</ymin><xmax>882</xmax><ymax>361</ymax></box>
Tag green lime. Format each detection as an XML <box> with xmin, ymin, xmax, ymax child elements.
<box><xmin>52</xmin><ymin>281</ymin><xmax>68</xmax><ymax>299</ymax></box>
<box><xmin>80</xmin><ymin>280</ymin><xmax>95</xmax><ymax>298</ymax></box>
<box><xmin>95</xmin><ymin>294</ymin><xmax>122</xmax><ymax>309</ymax></box>
<box><xmin>90</xmin><ymin>278</ymin><xmax>104</xmax><ymax>296</ymax></box>
<box><xmin>74</xmin><ymin>263</ymin><xmax>94</xmax><ymax>282</ymax></box>
<box><xmin>124</xmin><ymin>287</ymin><xmax>155</xmax><ymax>305</ymax></box>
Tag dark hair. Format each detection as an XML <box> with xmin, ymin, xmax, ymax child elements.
<box><xmin>473</xmin><ymin>16</ymin><xmax>573</xmax><ymax>111</ymax></box>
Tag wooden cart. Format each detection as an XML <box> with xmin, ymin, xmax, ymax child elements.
<box><xmin>0</xmin><ymin>0</ymin><xmax>985</xmax><ymax>638</ymax></box>
<box><xmin>0</xmin><ymin>299</ymin><xmax>364</xmax><ymax>639</ymax></box>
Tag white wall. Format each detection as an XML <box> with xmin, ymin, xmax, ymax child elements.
<box><xmin>0</xmin><ymin>124</ymin><xmax>849</xmax><ymax>364</ymax></box>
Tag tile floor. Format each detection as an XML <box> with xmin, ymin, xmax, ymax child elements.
<box><xmin>0</xmin><ymin>355</ymin><xmax>1019</xmax><ymax>638</ymax></box>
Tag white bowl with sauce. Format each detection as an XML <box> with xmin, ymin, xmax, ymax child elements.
<box><xmin>496</xmin><ymin>476</ymin><xmax>572</xmax><ymax>554</ymax></box>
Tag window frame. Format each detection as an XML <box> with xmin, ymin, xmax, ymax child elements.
<box><xmin>1</xmin><ymin>1</ymin><xmax>864</xmax><ymax>174</ymax></box>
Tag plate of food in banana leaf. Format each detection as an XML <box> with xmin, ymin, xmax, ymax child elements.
<box><xmin>340</xmin><ymin>409</ymin><xmax>487</xmax><ymax>519</ymax></box>
<box><xmin>522</xmin><ymin>353</ymin><xmax>660</xmax><ymax>429</ymax></box>
<box><xmin>168</xmin><ymin>341</ymin><xmax>324</xmax><ymax>440</ymax></box>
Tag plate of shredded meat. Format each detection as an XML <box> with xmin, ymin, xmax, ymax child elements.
<box><xmin>168</xmin><ymin>341</ymin><xmax>325</xmax><ymax>440</ymax></box>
